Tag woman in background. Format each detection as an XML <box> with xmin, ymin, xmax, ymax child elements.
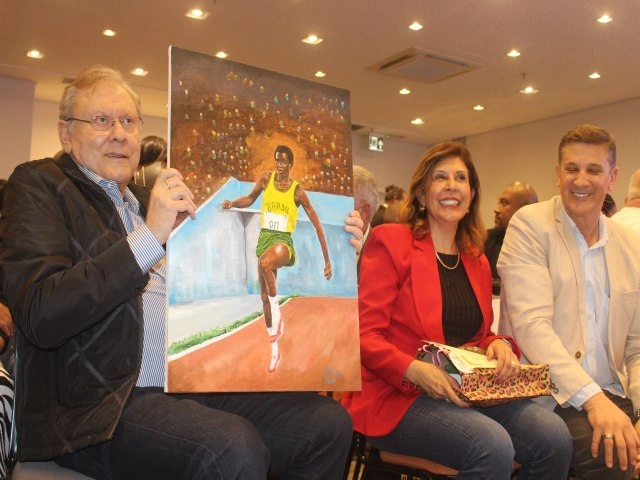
<box><xmin>133</xmin><ymin>135</ymin><xmax>167</xmax><ymax>188</ymax></box>
<box><xmin>342</xmin><ymin>142</ymin><xmax>572</xmax><ymax>479</ymax></box>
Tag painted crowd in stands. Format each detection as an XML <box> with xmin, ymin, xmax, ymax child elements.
<box><xmin>0</xmin><ymin>60</ymin><xmax>639</xmax><ymax>480</ymax></box>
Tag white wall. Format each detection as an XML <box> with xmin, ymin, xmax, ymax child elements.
<box><xmin>469</xmin><ymin>97</ymin><xmax>640</xmax><ymax>227</ymax></box>
<box><xmin>5</xmin><ymin>75</ymin><xmax>640</xmax><ymax>230</ymax></box>
<box><xmin>0</xmin><ymin>77</ymin><xmax>35</xmax><ymax>180</ymax></box>
<box><xmin>351</xmin><ymin>133</ymin><xmax>428</xmax><ymax>200</ymax></box>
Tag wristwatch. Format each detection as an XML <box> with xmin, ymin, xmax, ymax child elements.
<box><xmin>634</xmin><ymin>408</ymin><xmax>640</xmax><ymax>423</ymax></box>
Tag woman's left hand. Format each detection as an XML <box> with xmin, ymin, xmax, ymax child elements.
<box><xmin>486</xmin><ymin>339</ymin><xmax>520</xmax><ymax>381</ymax></box>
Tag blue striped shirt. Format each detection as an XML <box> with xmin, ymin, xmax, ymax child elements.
<box><xmin>77</xmin><ymin>164</ymin><xmax>167</xmax><ymax>387</ymax></box>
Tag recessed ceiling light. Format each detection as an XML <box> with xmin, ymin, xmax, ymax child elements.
<box><xmin>411</xmin><ymin>118</ymin><xmax>424</xmax><ymax>125</ymax></box>
<box><xmin>409</xmin><ymin>22</ymin><xmax>423</xmax><ymax>31</ymax></box>
<box><xmin>215</xmin><ymin>51</ymin><xmax>228</xmax><ymax>59</ymax></box>
<box><xmin>589</xmin><ymin>72</ymin><xmax>601</xmax><ymax>79</ymax></box>
<box><xmin>26</xmin><ymin>50</ymin><xmax>44</xmax><ymax>59</ymax></box>
<box><xmin>597</xmin><ymin>14</ymin><xmax>612</xmax><ymax>23</ymax></box>
<box><xmin>302</xmin><ymin>35</ymin><xmax>323</xmax><ymax>45</ymax></box>
<box><xmin>399</xmin><ymin>88</ymin><xmax>411</xmax><ymax>95</ymax></box>
<box><xmin>131</xmin><ymin>68</ymin><xmax>148</xmax><ymax>76</ymax></box>
<box><xmin>102</xmin><ymin>29</ymin><xmax>117</xmax><ymax>37</ymax></box>
<box><xmin>507</xmin><ymin>49</ymin><xmax>521</xmax><ymax>57</ymax></box>
<box><xmin>519</xmin><ymin>86</ymin><xmax>538</xmax><ymax>94</ymax></box>
<box><xmin>185</xmin><ymin>8</ymin><xmax>210</xmax><ymax>20</ymax></box>
<box><xmin>473</xmin><ymin>105</ymin><xmax>485</xmax><ymax>111</ymax></box>
<box><xmin>314</xmin><ymin>71</ymin><xmax>326</xmax><ymax>78</ymax></box>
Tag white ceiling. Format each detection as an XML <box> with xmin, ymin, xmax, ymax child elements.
<box><xmin>2</xmin><ymin>0</ymin><xmax>639</xmax><ymax>146</ymax></box>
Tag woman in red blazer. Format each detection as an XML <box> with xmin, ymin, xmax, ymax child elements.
<box><xmin>343</xmin><ymin>142</ymin><xmax>572</xmax><ymax>479</ymax></box>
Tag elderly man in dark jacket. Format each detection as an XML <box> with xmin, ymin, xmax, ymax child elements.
<box><xmin>0</xmin><ymin>65</ymin><xmax>360</xmax><ymax>479</ymax></box>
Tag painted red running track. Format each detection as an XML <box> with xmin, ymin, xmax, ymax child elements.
<box><xmin>167</xmin><ymin>296</ymin><xmax>362</xmax><ymax>392</ymax></box>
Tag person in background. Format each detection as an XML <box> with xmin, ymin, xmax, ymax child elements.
<box><xmin>611</xmin><ymin>168</ymin><xmax>640</xmax><ymax>233</ymax></box>
<box><xmin>0</xmin><ymin>65</ymin><xmax>363</xmax><ymax>479</ymax></box>
<box><xmin>498</xmin><ymin>124</ymin><xmax>640</xmax><ymax>479</ymax></box>
<box><xmin>352</xmin><ymin>165</ymin><xmax>378</xmax><ymax>248</ymax></box>
<box><xmin>602</xmin><ymin>193</ymin><xmax>618</xmax><ymax>217</ymax></box>
<box><xmin>343</xmin><ymin>141</ymin><xmax>572</xmax><ymax>479</ymax></box>
<box><xmin>133</xmin><ymin>135</ymin><xmax>167</xmax><ymax>188</ymax></box>
<box><xmin>485</xmin><ymin>181</ymin><xmax>538</xmax><ymax>295</ymax></box>
<box><xmin>371</xmin><ymin>184</ymin><xmax>407</xmax><ymax>228</ymax></box>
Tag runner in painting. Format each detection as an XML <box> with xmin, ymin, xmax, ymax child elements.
<box><xmin>222</xmin><ymin>144</ymin><xmax>331</xmax><ymax>372</ymax></box>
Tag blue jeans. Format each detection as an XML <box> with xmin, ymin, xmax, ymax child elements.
<box><xmin>55</xmin><ymin>388</ymin><xmax>352</xmax><ymax>479</ymax></box>
<box><xmin>368</xmin><ymin>395</ymin><xmax>572</xmax><ymax>480</ymax></box>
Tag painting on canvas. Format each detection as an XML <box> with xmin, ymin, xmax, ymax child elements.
<box><xmin>165</xmin><ymin>46</ymin><xmax>361</xmax><ymax>392</ymax></box>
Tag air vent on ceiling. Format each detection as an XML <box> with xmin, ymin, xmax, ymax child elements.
<box><xmin>370</xmin><ymin>47</ymin><xmax>481</xmax><ymax>83</ymax></box>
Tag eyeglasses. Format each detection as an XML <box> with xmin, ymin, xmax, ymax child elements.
<box><xmin>65</xmin><ymin>115</ymin><xmax>143</xmax><ymax>132</ymax></box>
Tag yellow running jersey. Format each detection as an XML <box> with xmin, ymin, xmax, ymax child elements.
<box><xmin>261</xmin><ymin>172</ymin><xmax>299</xmax><ymax>233</ymax></box>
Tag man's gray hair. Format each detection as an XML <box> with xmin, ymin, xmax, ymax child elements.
<box><xmin>352</xmin><ymin>165</ymin><xmax>378</xmax><ymax>211</ymax></box>
<box><xmin>59</xmin><ymin>65</ymin><xmax>142</xmax><ymax>121</ymax></box>
<box><xmin>627</xmin><ymin>169</ymin><xmax>640</xmax><ymax>201</ymax></box>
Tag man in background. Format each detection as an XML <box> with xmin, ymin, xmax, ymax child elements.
<box><xmin>485</xmin><ymin>180</ymin><xmax>538</xmax><ymax>295</ymax></box>
<box><xmin>352</xmin><ymin>165</ymin><xmax>378</xmax><ymax>245</ymax></box>
<box><xmin>602</xmin><ymin>193</ymin><xmax>618</xmax><ymax>217</ymax></box>
<box><xmin>352</xmin><ymin>165</ymin><xmax>378</xmax><ymax>281</ymax></box>
<box><xmin>611</xmin><ymin>168</ymin><xmax>640</xmax><ymax>233</ymax></box>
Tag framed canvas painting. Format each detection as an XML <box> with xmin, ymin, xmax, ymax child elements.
<box><xmin>165</xmin><ymin>47</ymin><xmax>361</xmax><ymax>392</ymax></box>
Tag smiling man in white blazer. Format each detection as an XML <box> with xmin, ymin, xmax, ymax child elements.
<box><xmin>498</xmin><ymin>124</ymin><xmax>640</xmax><ymax>480</ymax></box>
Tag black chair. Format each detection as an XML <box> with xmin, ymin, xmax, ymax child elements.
<box><xmin>344</xmin><ymin>431</ymin><xmax>457</xmax><ymax>480</ymax></box>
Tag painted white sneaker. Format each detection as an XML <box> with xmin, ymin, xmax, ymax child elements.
<box><xmin>268</xmin><ymin>350</ymin><xmax>281</xmax><ymax>374</ymax></box>
<box><xmin>269</xmin><ymin>316</ymin><xmax>284</xmax><ymax>343</ymax></box>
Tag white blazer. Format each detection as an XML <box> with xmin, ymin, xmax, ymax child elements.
<box><xmin>498</xmin><ymin>196</ymin><xmax>640</xmax><ymax>410</ymax></box>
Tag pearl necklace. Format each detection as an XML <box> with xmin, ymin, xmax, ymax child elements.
<box><xmin>435</xmin><ymin>251</ymin><xmax>460</xmax><ymax>270</ymax></box>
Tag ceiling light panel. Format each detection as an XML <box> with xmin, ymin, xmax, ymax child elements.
<box><xmin>519</xmin><ymin>86</ymin><xmax>538</xmax><ymax>94</ymax></box>
<box><xmin>302</xmin><ymin>35</ymin><xmax>323</xmax><ymax>45</ymax></box>
<box><xmin>26</xmin><ymin>50</ymin><xmax>44</xmax><ymax>59</ymax></box>
<box><xmin>185</xmin><ymin>8</ymin><xmax>210</xmax><ymax>20</ymax></box>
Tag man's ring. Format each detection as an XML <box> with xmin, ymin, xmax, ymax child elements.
<box><xmin>165</xmin><ymin>179</ymin><xmax>171</xmax><ymax>189</ymax></box>
<box><xmin>604</xmin><ymin>433</ymin><xmax>614</xmax><ymax>440</ymax></box>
